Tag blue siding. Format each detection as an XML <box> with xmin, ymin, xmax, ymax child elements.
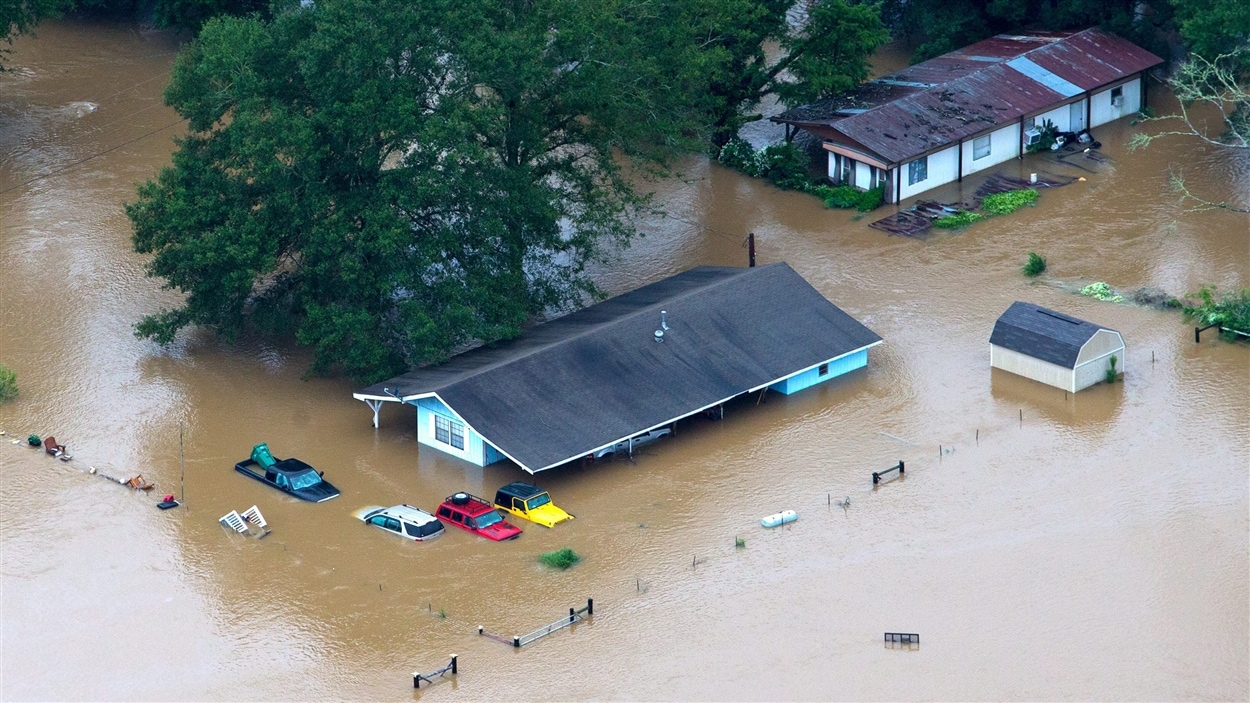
<box><xmin>769</xmin><ymin>348</ymin><xmax>868</xmax><ymax>395</ymax></box>
<box><xmin>413</xmin><ymin>397</ymin><xmax>506</xmax><ymax>467</ymax></box>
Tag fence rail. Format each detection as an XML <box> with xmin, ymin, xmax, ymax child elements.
<box><xmin>413</xmin><ymin>655</ymin><xmax>457</xmax><ymax>689</ymax></box>
<box><xmin>884</xmin><ymin>632</ymin><xmax>919</xmax><ymax>643</ymax></box>
<box><xmin>479</xmin><ymin>598</ymin><xmax>594</xmax><ymax>648</ymax></box>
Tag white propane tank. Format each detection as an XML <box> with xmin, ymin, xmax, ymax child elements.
<box><xmin>761</xmin><ymin>510</ymin><xmax>798</xmax><ymax>528</ymax></box>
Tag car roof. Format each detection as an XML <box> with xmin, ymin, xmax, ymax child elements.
<box><xmin>270</xmin><ymin>458</ymin><xmax>317</xmax><ymax>474</ymax></box>
<box><xmin>376</xmin><ymin>504</ymin><xmax>439</xmax><ymax>525</ymax></box>
<box><xmin>497</xmin><ymin>482</ymin><xmax>545</xmax><ymax>499</ymax></box>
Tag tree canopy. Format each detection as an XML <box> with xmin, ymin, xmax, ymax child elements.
<box><xmin>128</xmin><ymin>0</ymin><xmax>705</xmax><ymax>381</ymax></box>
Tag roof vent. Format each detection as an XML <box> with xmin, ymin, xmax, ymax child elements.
<box><xmin>655</xmin><ymin>310</ymin><xmax>669</xmax><ymax>342</ymax></box>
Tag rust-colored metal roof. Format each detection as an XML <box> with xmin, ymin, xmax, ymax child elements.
<box><xmin>775</xmin><ymin>28</ymin><xmax>1163</xmax><ymax>165</ymax></box>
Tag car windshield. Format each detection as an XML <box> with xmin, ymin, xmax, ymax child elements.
<box><xmin>525</xmin><ymin>494</ymin><xmax>551</xmax><ymax>510</ymax></box>
<box><xmin>474</xmin><ymin>511</ymin><xmax>503</xmax><ymax>529</ymax></box>
<box><xmin>288</xmin><ymin>470</ymin><xmax>323</xmax><ymax>490</ymax></box>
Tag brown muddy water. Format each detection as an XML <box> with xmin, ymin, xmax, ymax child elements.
<box><xmin>2</xmin><ymin>20</ymin><xmax>1248</xmax><ymax>702</ymax></box>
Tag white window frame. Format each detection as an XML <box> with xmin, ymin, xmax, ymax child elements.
<box><xmin>434</xmin><ymin>414</ymin><xmax>465</xmax><ymax>450</ymax></box>
<box><xmin>908</xmin><ymin>157</ymin><xmax>927</xmax><ymax>185</ymax></box>
<box><xmin>972</xmin><ymin>135</ymin><xmax>991</xmax><ymax>160</ymax></box>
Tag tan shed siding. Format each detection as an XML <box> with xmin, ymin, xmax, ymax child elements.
<box><xmin>1072</xmin><ymin>330</ymin><xmax>1126</xmax><ymax>391</ymax></box>
<box><xmin>1075</xmin><ymin>329</ymin><xmax>1124</xmax><ymax>365</ymax></box>
<box><xmin>990</xmin><ymin>344</ymin><xmax>1075</xmax><ymax>391</ymax></box>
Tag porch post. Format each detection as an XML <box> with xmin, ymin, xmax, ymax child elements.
<box><xmin>364</xmin><ymin>399</ymin><xmax>383</xmax><ymax>428</ymax></box>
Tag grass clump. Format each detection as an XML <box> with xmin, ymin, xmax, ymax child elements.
<box><xmin>539</xmin><ymin>547</ymin><xmax>582</xmax><ymax>570</ymax></box>
<box><xmin>982</xmin><ymin>189</ymin><xmax>1039</xmax><ymax>215</ymax></box>
<box><xmin>0</xmin><ymin>365</ymin><xmax>16</xmax><ymax>403</ymax></box>
<box><xmin>1022</xmin><ymin>252</ymin><xmax>1047</xmax><ymax>277</ymax></box>
<box><xmin>933</xmin><ymin>211</ymin><xmax>983</xmax><ymax>229</ymax></box>
<box><xmin>1182</xmin><ymin>286</ymin><xmax>1250</xmax><ymax>340</ymax></box>
<box><xmin>1080</xmin><ymin>282</ymin><xmax>1124</xmax><ymax>303</ymax></box>
<box><xmin>735</xmin><ymin>537</ymin><xmax>746</xmax><ymax>549</ymax></box>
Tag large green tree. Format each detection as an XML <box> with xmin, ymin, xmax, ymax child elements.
<box><xmin>670</xmin><ymin>0</ymin><xmax>888</xmax><ymax>147</ymax></box>
<box><xmin>129</xmin><ymin>0</ymin><xmax>701</xmax><ymax>381</ymax></box>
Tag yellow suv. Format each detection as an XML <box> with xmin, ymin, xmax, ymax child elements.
<box><xmin>494</xmin><ymin>482</ymin><xmax>574</xmax><ymax>528</ymax></box>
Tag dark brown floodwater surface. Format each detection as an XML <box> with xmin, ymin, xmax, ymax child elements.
<box><xmin>2</xmin><ymin>21</ymin><xmax>1247</xmax><ymax>701</ymax></box>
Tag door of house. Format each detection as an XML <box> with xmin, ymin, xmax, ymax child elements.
<box><xmin>1070</xmin><ymin>100</ymin><xmax>1086</xmax><ymax>131</ymax></box>
<box><xmin>854</xmin><ymin>162</ymin><xmax>871</xmax><ymax>190</ymax></box>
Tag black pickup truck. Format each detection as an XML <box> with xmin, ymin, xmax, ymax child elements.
<box><xmin>234</xmin><ymin>444</ymin><xmax>340</xmax><ymax>502</ymax></box>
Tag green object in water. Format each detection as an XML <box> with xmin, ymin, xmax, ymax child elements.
<box><xmin>28</xmin><ymin>434</ymin><xmax>40</xmax><ymax>446</ymax></box>
<box><xmin>251</xmin><ymin>443</ymin><xmax>277</xmax><ymax>469</ymax></box>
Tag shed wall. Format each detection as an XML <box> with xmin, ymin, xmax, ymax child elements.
<box><xmin>1072</xmin><ymin>330</ymin><xmax>1126</xmax><ymax>391</ymax></box>
<box><xmin>1090</xmin><ymin>76</ymin><xmax>1142</xmax><ymax>127</ymax></box>
<box><xmin>961</xmin><ymin>123</ymin><xmax>1022</xmax><ymax>177</ymax></box>
<box><xmin>770</xmin><ymin>348</ymin><xmax>868</xmax><ymax>395</ymax></box>
<box><xmin>990</xmin><ymin>344</ymin><xmax>1076</xmax><ymax>391</ymax></box>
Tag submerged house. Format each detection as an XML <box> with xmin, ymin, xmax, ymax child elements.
<box><xmin>354</xmin><ymin>263</ymin><xmax>882</xmax><ymax>473</ymax></box>
<box><xmin>772</xmin><ymin>28</ymin><xmax>1163</xmax><ymax>204</ymax></box>
<box><xmin>990</xmin><ymin>302</ymin><xmax>1125</xmax><ymax>392</ymax></box>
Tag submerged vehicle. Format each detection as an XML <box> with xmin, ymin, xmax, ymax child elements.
<box><xmin>593</xmin><ymin>427</ymin><xmax>671</xmax><ymax>459</ymax></box>
<box><xmin>355</xmin><ymin>505</ymin><xmax>444</xmax><ymax>541</ymax></box>
<box><xmin>494</xmin><ymin>482</ymin><xmax>574</xmax><ymax>527</ymax></box>
<box><xmin>436</xmin><ymin>492</ymin><xmax>521</xmax><ymax>541</ymax></box>
<box><xmin>234</xmin><ymin>443</ymin><xmax>340</xmax><ymax>502</ymax></box>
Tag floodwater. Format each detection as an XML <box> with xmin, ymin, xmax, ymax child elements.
<box><xmin>2</xmin><ymin>21</ymin><xmax>1247</xmax><ymax>701</ymax></box>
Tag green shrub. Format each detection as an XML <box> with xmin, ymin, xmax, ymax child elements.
<box><xmin>0</xmin><ymin>365</ymin><xmax>16</xmax><ymax>403</ymax></box>
<box><xmin>1025</xmin><ymin>119</ymin><xmax>1058</xmax><ymax>152</ymax></box>
<box><xmin>1105</xmin><ymin>354</ymin><xmax>1119</xmax><ymax>384</ymax></box>
<box><xmin>982</xmin><ymin>189</ymin><xmax>1039</xmax><ymax>215</ymax></box>
<box><xmin>1022</xmin><ymin>251</ymin><xmax>1047</xmax><ymax>276</ymax></box>
<box><xmin>735</xmin><ymin>536</ymin><xmax>746</xmax><ymax>549</ymax></box>
<box><xmin>1182</xmin><ymin>286</ymin><xmax>1250</xmax><ymax>338</ymax></box>
<box><xmin>539</xmin><ymin>547</ymin><xmax>581</xmax><ymax>570</ymax></box>
<box><xmin>856</xmin><ymin>185</ymin><xmax>886</xmax><ymax>212</ymax></box>
<box><xmin>1080</xmin><ymin>282</ymin><xmax>1125</xmax><ymax>303</ymax></box>
<box><xmin>823</xmin><ymin>185</ymin><xmax>862</xmax><ymax>209</ymax></box>
<box><xmin>759</xmin><ymin>142</ymin><xmax>813</xmax><ymax>190</ymax></box>
<box><xmin>717</xmin><ymin>138</ymin><xmax>764</xmax><ymax>177</ymax></box>
<box><xmin>933</xmin><ymin>211</ymin><xmax>983</xmax><ymax>228</ymax></box>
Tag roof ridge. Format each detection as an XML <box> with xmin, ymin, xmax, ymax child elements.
<box><xmin>433</xmin><ymin>264</ymin><xmax>769</xmax><ymax>390</ymax></box>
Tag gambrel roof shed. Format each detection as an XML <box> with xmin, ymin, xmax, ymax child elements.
<box><xmin>989</xmin><ymin>302</ymin><xmax>1125</xmax><ymax>392</ymax></box>
<box><xmin>355</xmin><ymin>263</ymin><xmax>882</xmax><ymax>473</ymax></box>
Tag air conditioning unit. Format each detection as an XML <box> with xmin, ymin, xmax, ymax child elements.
<box><xmin>1111</xmin><ymin>94</ymin><xmax>1124</xmax><ymax>107</ymax></box>
<box><xmin>1023</xmin><ymin>128</ymin><xmax>1042</xmax><ymax>146</ymax></box>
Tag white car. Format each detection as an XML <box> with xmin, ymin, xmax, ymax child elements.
<box><xmin>355</xmin><ymin>504</ymin><xmax>445</xmax><ymax>541</ymax></box>
<box><xmin>593</xmin><ymin>427</ymin><xmax>672</xmax><ymax>459</ymax></box>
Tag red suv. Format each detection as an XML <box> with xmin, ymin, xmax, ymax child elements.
<box><xmin>436</xmin><ymin>493</ymin><xmax>522</xmax><ymax>541</ymax></box>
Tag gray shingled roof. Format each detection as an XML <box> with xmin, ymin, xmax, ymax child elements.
<box><xmin>990</xmin><ymin>302</ymin><xmax>1115</xmax><ymax>368</ymax></box>
<box><xmin>357</xmin><ymin>263</ymin><xmax>882</xmax><ymax>472</ymax></box>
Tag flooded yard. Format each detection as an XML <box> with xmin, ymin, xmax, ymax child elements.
<box><xmin>1</xmin><ymin>20</ymin><xmax>1247</xmax><ymax>701</ymax></box>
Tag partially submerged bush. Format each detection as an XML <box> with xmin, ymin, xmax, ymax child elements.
<box><xmin>933</xmin><ymin>211</ymin><xmax>983</xmax><ymax>229</ymax></box>
<box><xmin>539</xmin><ymin>547</ymin><xmax>581</xmax><ymax>570</ymax></box>
<box><xmin>982</xmin><ymin>189</ymin><xmax>1039</xmax><ymax>215</ymax></box>
<box><xmin>1080</xmin><ymin>282</ymin><xmax>1125</xmax><ymax>303</ymax></box>
<box><xmin>717</xmin><ymin>138</ymin><xmax>763</xmax><ymax>177</ymax></box>
<box><xmin>822</xmin><ymin>185</ymin><xmax>862</xmax><ymax>209</ymax></box>
<box><xmin>1022</xmin><ymin>252</ymin><xmax>1047</xmax><ymax>276</ymax></box>
<box><xmin>1182</xmin><ymin>286</ymin><xmax>1250</xmax><ymax>339</ymax></box>
<box><xmin>0</xmin><ymin>365</ymin><xmax>16</xmax><ymax>403</ymax></box>
<box><xmin>855</xmin><ymin>185</ymin><xmax>886</xmax><ymax>212</ymax></box>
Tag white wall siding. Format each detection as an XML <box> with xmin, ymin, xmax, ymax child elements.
<box><xmin>990</xmin><ymin>344</ymin><xmax>1076</xmax><ymax>392</ymax></box>
<box><xmin>961</xmin><ymin>123</ymin><xmax>1022</xmax><ymax>177</ymax></box>
<box><xmin>899</xmin><ymin>145</ymin><xmax>959</xmax><ymax>201</ymax></box>
<box><xmin>1031</xmin><ymin>102</ymin><xmax>1074</xmax><ymax>133</ymax></box>
<box><xmin>1090</xmin><ymin>76</ymin><xmax>1142</xmax><ymax>127</ymax></box>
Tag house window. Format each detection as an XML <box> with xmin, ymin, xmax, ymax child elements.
<box><xmin>907</xmin><ymin>156</ymin><xmax>927</xmax><ymax>185</ymax></box>
<box><xmin>841</xmin><ymin>157</ymin><xmax>853</xmax><ymax>184</ymax></box>
<box><xmin>818</xmin><ymin>363</ymin><xmax>829</xmax><ymax>376</ymax></box>
<box><xmin>1110</xmin><ymin>85</ymin><xmax>1124</xmax><ymax>106</ymax></box>
<box><xmin>434</xmin><ymin>415</ymin><xmax>465</xmax><ymax>450</ymax></box>
<box><xmin>1024</xmin><ymin>117</ymin><xmax>1035</xmax><ymax>130</ymax></box>
<box><xmin>973</xmin><ymin>135</ymin><xmax>991</xmax><ymax>160</ymax></box>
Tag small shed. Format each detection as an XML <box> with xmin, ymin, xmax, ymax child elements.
<box><xmin>989</xmin><ymin>302</ymin><xmax>1124</xmax><ymax>392</ymax></box>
